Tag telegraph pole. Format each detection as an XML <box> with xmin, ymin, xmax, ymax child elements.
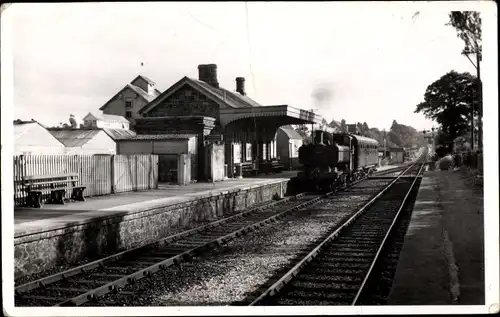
<box><xmin>477</xmin><ymin>52</ymin><xmax>482</xmax><ymax>149</ymax></box>
<box><xmin>462</xmin><ymin>48</ymin><xmax>482</xmax><ymax>150</ymax></box>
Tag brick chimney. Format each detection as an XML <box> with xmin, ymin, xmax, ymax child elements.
<box><xmin>236</xmin><ymin>77</ymin><xmax>245</xmax><ymax>95</ymax></box>
<box><xmin>198</xmin><ymin>64</ymin><xmax>219</xmax><ymax>88</ymax></box>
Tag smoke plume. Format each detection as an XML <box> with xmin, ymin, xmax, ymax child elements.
<box><xmin>311</xmin><ymin>83</ymin><xmax>334</xmax><ymax>110</ymax></box>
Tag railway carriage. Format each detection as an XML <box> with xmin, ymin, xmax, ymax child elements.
<box><xmin>292</xmin><ymin>129</ymin><xmax>379</xmax><ymax>193</ymax></box>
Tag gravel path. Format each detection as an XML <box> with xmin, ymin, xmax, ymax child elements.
<box><xmin>84</xmin><ymin>185</ymin><xmax>385</xmax><ymax>306</ymax></box>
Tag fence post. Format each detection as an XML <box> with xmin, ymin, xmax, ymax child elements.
<box><xmin>135</xmin><ymin>155</ymin><xmax>138</xmax><ymax>191</ymax></box>
<box><xmin>110</xmin><ymin>155</ymin><xmax>115</xmax><ymax>194</ymax></box>
<box><xmin>148</xmin><ymin>155</ymin><xmax>152</xmax><ymax>190</ymax></box>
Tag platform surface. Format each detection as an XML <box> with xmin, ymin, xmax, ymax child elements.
<box><xmin>13</xmin><ymin>165</ymin><xmax>401</xmax><ymax>237</ymax></box>
<box><xmin>388</xmin><ymin>169</ymin><xmax>484</xmax><ymax>305</ymax></box>
<box><xmin>14</xmin><ymin>175</ymin><xmax>289</xmax><ymax>237</ymax></box>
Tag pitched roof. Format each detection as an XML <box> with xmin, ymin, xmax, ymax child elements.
<box><xmin>99</xmin><ymin>79</ymin><xmax>162</xmax><ymax>111</ymax></box>
<box><xmin>115</xmin><ymin>134</ymin><xmax>197</xmax><ymax>141</ymax></box>
<box><xmin>47</xmin><ymin>129</ymin><xmax>104</xmax><ymax>147</ymax></box>
<box><xmin>139</xmin><ymin>76</ymin><xmax>264</xmax><ymax>114</ymax></box>
<box><xmin>86</xmin><ymin>112</ymin><xmax>130</xmax><ymax>123</ymax></box>
<box><xmin>329</xmin><ymin>120</ymin><xmax>341</xmax><ymax>128</ymax></box>
<box><xmin>126</xmin><ymin>83</ymin><xmax>161</xmax><ymax>103</ymax></box>
<box><xmin>132</xmin><ymin>74</ymin><xmax>156</xmax><ymax>85</ymax></box>
<box><xmin>14</xmin><ymin>120</ymin><xmax>63</xmax><ymax>143</ymax></box>
<box><xmin>279</xmin><ymin>125</ymin><xmax>302</xmax><ymax>140</ymax></box>
<box><xmin>191</xmin><ymin>78</ymin><xmax>262</xmax><ymax>108</ymax></box>
<box><xmin>102</xmin><ymin>128</ymin><xmax>137</xmax><ymax>140</ymax></box>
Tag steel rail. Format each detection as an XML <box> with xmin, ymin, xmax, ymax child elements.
<box><xmin>56</xmin><ymin>194</ymin><xmax>324</xmax><ymax>306</ymax></box>
<box><xmin>248</xmin><ymin>157</ymin><xmax>424</xmax><ymax>306</ymax></box>
<box><xmin>15</xmin><ymin>192</ymin><xmax>306</xmax><ymax>295</ymax></box>
<box><xmin>17</xmin><ymin>164</ymin><xmax>399</xmax><ymax>306</ymax></box>
<box><xmin>350</xmin><ymin>161</ymin><xmax>425</xmax><ymax>305</ymax></box>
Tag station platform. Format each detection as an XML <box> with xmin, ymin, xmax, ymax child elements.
<box><xmin>14</xmin><ymin>175</ymin><xmax>291</xmax><ymax>278</ymax></box>
<box><xmin>388</xmin><ymin>168</ymin><xmax>485</xmax><ymax>305</ymax></box>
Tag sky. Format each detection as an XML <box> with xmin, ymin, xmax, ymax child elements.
<box><xmin>5</xmin><ymin>2</ymin><xmax>485</xmax><ymax>131</ymax></box>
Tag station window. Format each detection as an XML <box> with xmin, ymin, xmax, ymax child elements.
<box><xmin>125</xmin><ymin>101</ymin><xmax>133</xmax><ymax>108</ymax></box>
<box><xmin>125</xmin><ymin>111</ymin><xmax>132</xmax><ymax>118</ymax></box>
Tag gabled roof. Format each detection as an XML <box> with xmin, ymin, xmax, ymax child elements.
<box><xmin>14</xmin><ymin>120</ymin><xmax>64</xmax><ymax>144</ymax></box>
<box><xmin>132</xmin><ymin>74</ymin><xmax>156</xmax><ymax>86</ymax></box>
<box><xmin>138</xmin><ymin>76</ymin><xmax>263</xmax><ymax>115</ymax></box>
<box><xmin>278</xmin><ymin>125</ymin><xmax>303</xmax><ymax>140</ymax></box>
<box><xmin>99</xmin><ymin>80</ymin><xmax>162</xmax><ymax>111</ymax></box>
<box><xmin>47</xmin><ymin>129</ymin><xmax>105</xmax><ymax>147</ymax></box>
<box><xmin>85</xmin><ymin>112</ymin><xmax>130</xmax><ymax>123</ymax></box>
<box><xmin>329</xmin><ymin>120</ymin><xmax>341</xmax><ymax>128</ymax></box>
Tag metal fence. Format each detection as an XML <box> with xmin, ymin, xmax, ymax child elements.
<box><xmin>13</xmin><ymin>154</ymin><xmax>158</xmax><ymax>206</ymax></box>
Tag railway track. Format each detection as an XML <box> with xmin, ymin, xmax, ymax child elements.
<box><xmin>248</xmin><ymin>160</ymin><xmax>425</xmax><ymax>306</ymax></box>
<box><xmin>15</xmin><ymin>166</ymin><xmax>403</xmax><ymax>307</ymax></box>
<box><xmin>14</xmin><ymin>162</ymin><xmax>416</xmax><ymax>307</ymax></box>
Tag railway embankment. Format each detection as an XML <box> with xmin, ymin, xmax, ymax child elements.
<box><xmin>388</xmin><ymin>168</ymin><xmax>485</xmax><ymax>305</ymax></box>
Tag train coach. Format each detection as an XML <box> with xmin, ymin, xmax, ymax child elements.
<box><xmin>291</xmin><ymin>129</ymin><xmax>379</xmax><ymax>193</ymax></box>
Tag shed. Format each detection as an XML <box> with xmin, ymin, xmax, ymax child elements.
<box><xmin>14</xmin><ymin>120</ymin><xmax>66</xmax><ymax>155</ymax></box>
<box><xmin>115</xmin><ymin>134</ymin><xmax>198</xmax><ymax>183</ymax></box>
<box><xmin>48</xmin><ymin>128</ymin><xmax>117</xmax><ymax>155</ymax></box>
<box><xmin>389</xmin><ymin>147</ymin><xmax>405</xmax><ymax>164</ymax></box>
<box><xmin>276</xmin><ymin>125</ymin><xmax>303</xmax><ymax>170</ymax></box>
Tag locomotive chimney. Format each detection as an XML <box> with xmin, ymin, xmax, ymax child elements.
<box><xmin>198</xmin><ymin>64</ymin><xmax>219</xmax><ymax>88</ymax></box>
<box><xmin>236</xmin><ymin>77</ymin><xmax>246</xmax><ymax>95</ymax></box>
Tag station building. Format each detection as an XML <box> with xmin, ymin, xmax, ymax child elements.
<box><xmin>101</xmin><ymin>64</ymin><xmax>320</xmax><ymax>183</ymax></box>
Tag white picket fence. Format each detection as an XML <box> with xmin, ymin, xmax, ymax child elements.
<box><xmin>13</xmin><ymin>154</ymin><xmax>158</xmax><ymax>206</ymax></box>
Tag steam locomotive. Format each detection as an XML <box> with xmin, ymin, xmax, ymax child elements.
<box><xmin>291</xmin><ymin>129</ymin><xmax>379</xmax><ymax>193</ymax></box>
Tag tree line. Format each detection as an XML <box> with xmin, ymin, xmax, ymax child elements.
<box><xmin>294</xmin><ymin>118</ymin><xmax>426</xmax><ymax>150</ymax></box>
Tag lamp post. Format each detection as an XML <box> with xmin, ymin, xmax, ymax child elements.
<box><xmin>462</xmin><ymin>48</ymin><xmax>482</xmax><ymax>150</ymax></box>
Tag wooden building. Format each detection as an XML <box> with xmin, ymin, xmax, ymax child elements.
<box><xmin>115</xmin><ymin>134</ymin><xmax>198</xmax><ymax>184</ymax></box>
<box><xmin>389</xmin><ymin>147</ymin><xmax>405</xmax><ymax>164</ymax></box>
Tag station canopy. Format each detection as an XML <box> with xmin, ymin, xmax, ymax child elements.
<box><xmin>220</xmin><ymin>105</ymin><xmax>322</xmax><ymax>143</ymax></box>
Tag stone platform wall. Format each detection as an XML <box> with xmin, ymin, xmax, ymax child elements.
<box><xmin>15</xmin><ymin>180</ymin><xmax>288</xmax><ymax>278</ymax></box>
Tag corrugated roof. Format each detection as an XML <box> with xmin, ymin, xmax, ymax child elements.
<box><xmin>115</xmin><ymin>134</ymin><xmax>197</xmax><ymax>141</ymax></box>
<box><xmin>103</xmin><ymin>128</ymin><xmax>137</xmax><ymax>140</ymax></box>
<box><xmin>48</xmin><ymin>129</ymin><xmax>103</xmax><ymax>147</ymax></box>
<box><xmin>279</xmin><ymin>126</ymin><xmax>302</xmax><ymax>140</ymax></box>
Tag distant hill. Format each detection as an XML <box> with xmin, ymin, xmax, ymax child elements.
<box><xmin>292</xmin><ymin>119</ymin><xmax>426</xmax><ymax>149</ymax></box>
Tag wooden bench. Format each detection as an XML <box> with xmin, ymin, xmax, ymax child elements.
<box><xmin>271</xmin><ymin>161</ymin><xmax>285</xmax><ymax>173</ymax></box>
<box><xmin>22</xmin><ymin>173</ymin><xmax>86</xmax><ymax>208</ymax></box>
<box><xmin>242</xmin><ymin>162</ymin><xmax>258</xmax><ymax>177</ymax></box>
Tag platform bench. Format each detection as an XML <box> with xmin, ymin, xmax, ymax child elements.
<box><xmin>22</xmin><ymin>173</ymin><xmax>86</xmax><ymax>208</ymax></box>
<box><xmin>271</xmin><ymin>161</ymin><xmax>285</xmax><ymax>173</ymax></box>
<box><xmin>242</xmin><ymin>162</ymin><xmax>258</xmax><ymax>177</ymax></box>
